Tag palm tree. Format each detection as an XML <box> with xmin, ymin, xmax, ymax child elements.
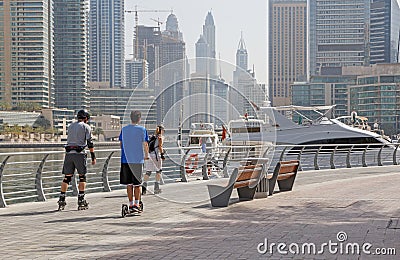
<box><xmin>93</xmin><ymin>127</ymin><xmax>104</xmax><ymax>141</ymax></box>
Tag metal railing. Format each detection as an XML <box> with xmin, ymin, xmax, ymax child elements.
<box><xmin>0</xmin><ymin>143</ymin><xmax>398</xmax><ymax>207</ymax></box>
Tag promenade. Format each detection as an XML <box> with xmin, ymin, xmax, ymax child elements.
<box><xmin>0</xmin><ymin>165</ymin><xmax>399</xmax><ymax>259</ymax></box>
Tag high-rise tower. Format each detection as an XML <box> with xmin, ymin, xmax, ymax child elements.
<box><xmin>308</xmin><ymin>0</ymin><xmax>370</xmax><ymax>77</ymax></box>
<box><xmin>0</xmin><ymin>0</ymin><xmax>54</xmax><ymax>109</ymax></box>
<box><xmin>233</xmin><ymin>33</ymin><xmax>263</xmax><ymax>117</ymax></box>
<box><xmin>268</xmin><ymin>0</ymin><xmax>307</xmax><ymax>106</ymax></box>
<box><xmin>236</xmin><ymin>32</ymin><xmax>248</xmax><ymax>71</ymax></box>
<box><xmin>195</xmin><ymin>11</ymin><xmax>217</xmax><ymax>77</ymax></box>
<box><xmin>195</xmin><ymin>35</ymin><xmax>209</xmax><ymax>75</ymax></box>
<box><xmin>203</xmin><ymin>11</ymin><xmax>216</xmax><ymax>77</ymax></box>
<box><xmin>54</xmin><ymin>0</ymin><xmax>89</xmax><ymax>110</ymax></box>
<box><xmin>89</xmin><ymin>0</ymin><xmax>125</xmax><ymax>88</ymax></box>
<box><xmin>370</xmin><ymin>0</ymin><xmax>400</xmax><ymax>64</ymax></box>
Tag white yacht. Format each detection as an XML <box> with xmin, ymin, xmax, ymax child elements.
<box><xmin>227</xmin><ymin>104</ymin><xmax>389</xmax><ymax>145</ymax></box>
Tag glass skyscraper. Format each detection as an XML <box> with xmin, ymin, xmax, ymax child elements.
<box><xmin>308</xmin><ymin>0</ymin><xmax>371</xmax><ymax>77</ymax></box>
<box><xmin>370</xmin><ymin>0</ymin><xmax>400</xmax><ymax>64</ymax></box>
<box><xmin>89</xmin><ymin>0</ymin><xmax>125</xmax><ymax>88</ymax></box>
<box><xmin>53</xmin><ymin>0</ymin><xmax>89</xmax><ymax>110</ymax></box>
<box><xmin>0</xmin><ymin>0</ymin><xmax>54</xmax><ymax>108</ymax></box>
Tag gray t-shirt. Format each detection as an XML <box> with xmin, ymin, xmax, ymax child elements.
<box><xmin>66</xmin><ymin>121</ymin><xmax>92</xmax><ymax>149</ymax></box>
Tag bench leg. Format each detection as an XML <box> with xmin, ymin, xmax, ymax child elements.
<box><xmin>207</xmin><ymin>184</ymin><xmax>234</xmax><ymax>207</ymax></box>
<box><xmin>268</xmin><ymin>176</ymin><xmax>278</xmax><ymax>196</ymax></box>
<box><xmin>237</xmin><ymin>186</ymin><xmax>257</xmax><ymax>201</ymax></box>
<box><xmin>277</xmin><ymin>176</ymin><xmax>296</xmax><ymax>192</ymax></box>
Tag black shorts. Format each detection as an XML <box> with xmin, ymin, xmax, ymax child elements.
<box><xmin>120</xmin><ymin>163</ymin><xmax>143</xmax><ymax>185</ymax></box>
<box><xmin>62</xmin><ymin>153</ymin><xmax>87</xmax><ymax>175</ymax></box>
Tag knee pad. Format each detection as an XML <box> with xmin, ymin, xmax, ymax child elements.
<box><xmin>63</xmin><ymin>175</ymin><xmax>72</xmax><ymax>184</ymax></box>
<box><xmin>157</xmin><ymin>169</ymin><xmax>162</xmax><ymax>173</ymax></box>
<box><xmin>79</xmin><ymin>174</ymin><xmax>86</xmax><ymax>183</ymax></box>
<box><xmin>145</xmin><ymin>171</ymin><xmax>152</xmax><ymax>177</ymax></box>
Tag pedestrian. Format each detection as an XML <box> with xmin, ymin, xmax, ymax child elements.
<box><xmin>143</xmin><ymin>125</ymin><xmax>165</xmax><ymax>195</ymax></box>
<box><xmin>57</xmin><ymin>110</ymin><xmax>96</xmax><ymax>211</ymax></box>
<box><xmin>119</xmin><ymin>110</ymin><xmax>149</xmax><ymax>213</ymax></box>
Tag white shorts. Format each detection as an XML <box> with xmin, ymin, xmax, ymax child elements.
<box><xmin>145</xmin><ymin>153</ymin><xmax>162</xmax><ymax>172</ymax></box>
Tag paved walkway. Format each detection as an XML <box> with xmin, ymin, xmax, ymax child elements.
<box><xmin>0</xmin><ymin>166</ymin><xmax>399</xmax><ymax>259</ymax></box>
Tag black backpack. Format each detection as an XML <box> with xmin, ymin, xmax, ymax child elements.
<box><xmin>148</xmin><ymin>135</ymin><xmax>158</xmax><ymax>152</ymax></box>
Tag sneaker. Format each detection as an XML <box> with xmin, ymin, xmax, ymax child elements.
<box><xmin>131</xmin><ymin>204</ymin><xmax>142</xmax><ymax>213</ymax></box>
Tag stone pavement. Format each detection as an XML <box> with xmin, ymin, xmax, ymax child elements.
<box><xmin>0</xmin><ymin>166</ymin><xmax>399</xmax><ymax>259</ymax></box>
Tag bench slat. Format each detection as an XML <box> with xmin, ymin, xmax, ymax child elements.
<box><xmin>236</xmin><ymin>168</ymin><xmax>262</xmax><ymax>182</ymax></box>
<box><xmin>278</xmin><ymin>165</ymin><xmax>298</xmax><ymax>174</ymax></box>
<box><xmin>238</xmin><ymin>164</ymin><xmax>262</xmax><ymax>170</ymax></box>
<box><xmin>277</xmin><ymin>172</ymin><xmax>295</xmax><ymax>180</ymax></box>
<box><xmin>234</xmin><ymin>179</ymin><xmax>259</xmax><ymax>189</ymax></box>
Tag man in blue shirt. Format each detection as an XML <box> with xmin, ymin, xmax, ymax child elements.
<box><xmin>119</xmin><ymin>110</ymin><xmax>149</xmax><ymax>213</ymax></box>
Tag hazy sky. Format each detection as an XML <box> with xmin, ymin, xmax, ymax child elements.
<box><xmin>125</xmin><ymin>0</ymin><xmax>268</xmax><ymax>83</ymax></box>
<box><xmin>125</xmin><ymin>0</ymin><xmax>400</xmax><ymax>85</ymax></box>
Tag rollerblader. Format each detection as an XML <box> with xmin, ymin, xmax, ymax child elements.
<box><xmin>57</xmin><ymin>110</ymin><xmax>96</xmax><ymax>211</ymax></box>
<box><xmin>119</xmin><ymin>110</ymin><xmax>149</xmax><ymax>215</ymax></box>
<box><xmin>143</xmin><ymin>125</ymin><xmax>165</xmax><ymax>195</ymax></box>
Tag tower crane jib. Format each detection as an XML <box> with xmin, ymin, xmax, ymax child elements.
<box><xmin>125</xmin><ymin>5</ymin><xmax>173</xmax><ymax>58</ymax></box>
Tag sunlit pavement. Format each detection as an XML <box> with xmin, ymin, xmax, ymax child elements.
<box><xmin>0</xmin><ymin>166</ymin><xmax>399</xmax><ymax>259</ymax></box>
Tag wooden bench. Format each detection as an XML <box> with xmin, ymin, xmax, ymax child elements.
<box><xmin>207</xmin><ymin>158</ymin><xmax>267</xmax><ymax>207</ymax></box>
<box><xmin>267</xmin><ymin>160</ymin><xmax>299</xmax><ymax>195</ymax></box>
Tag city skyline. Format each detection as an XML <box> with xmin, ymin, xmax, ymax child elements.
<box><xmin>125</xmin><ymin>0</ymin><xmax>268</xmax><ymax>83</ymax></box>
<box><xmin>125</xmin><ymin>0</ymin><xmax>400</xmax><ymax>88</ymax></box>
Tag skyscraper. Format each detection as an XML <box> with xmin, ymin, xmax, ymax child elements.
<box><xmin>53</xmin><ymin>0</ymin><xmax>89</xmax><ymax>110</ymax></box>
<box><xmin>233</xmin><ymin>33</ymin><xmax>263</xmax><ymax>117</ymax></box>
<box><xmin>125</xmin><ymin>59</ymin><xmax>148</xmax><ymax>89</ymax></box>
<box><xmin>195</xmin><ymin>35</ymin><xmax>209</xmax><ymax>75</ymax></box>
<box><xmin>159</xmin><ymin>14</ymin><xmax>186</xmax><ymax>126</ymax></box>
<box><xmin>89</xmin><ymin>0</ymin><xmax>125</xmax><ymax>88</ymax></box>
<box><xmin>195</xmin><ymin>11</ymin><xmax>217</xmax><ymax>77</ymax></box>
<box><xmin>135</xmin><ymin>25</ymin><xmax>162</xmax><ymax>76</ymax></box>
<box><xmin>268</xmin><ymin>0</ymin><xmax>307</xmax><ymax>106</ymax></box>
<box><xmin>133</xmin><ymin>15</ymin><xmax>186</xmax><ymax>125</ymax></box>
<box><xmin>0</xmin><ymin>0</ymin><xmax>54</xmax><ymax>109</ymax></box>
<box><xmin>370</xmin><ymin>0</ymin><xmax>400</xmax><ymax>64</ymax></box>
<box><xmin>308</xmin><ymin>0</ymin><xmax>370</xmax><ymax>77</ymax></box>
<box><xmin>236</xmin><ymin>32</ymin><xmax>248</xmax><ymax>71</ymax></box>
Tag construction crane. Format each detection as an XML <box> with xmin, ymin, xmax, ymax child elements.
<box><xmin>125</xmin><ymin>5</ymin><xmax>172</xmax><ymax>58</ymax></box>
<box><xmin>150</xmin><ymin>18</ymin><xmax>163</xmax><ymax>28</ymax></box>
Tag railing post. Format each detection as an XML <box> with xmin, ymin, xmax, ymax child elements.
<box><xmin>35</xmin><ymin>154</ymin><xmax>49</xmax><ymax>202</ymax></box>
<box><xmin>297</xmin><ymin>146</ymin><xmax>304</xmax><ymax>171</ymax></box>
<box><xmin>0</xmin><ymin>156</ymin><xmax>11</xmax><ymax>208</ymax></box>
<box><xmin>362</xmin><ymin>145</ymin><xmax>369</xmax><ymax>167</ymax></box>
<box><xmin>279</xmin><ymin>147</ymin><xmax>287</xmax><ymax>161</ymax></box>
<box><xmin>393</xmin><ymin>144</ymin><xmax>399</xmax><ymax>165</ymax></box>
<box><xmin>180</xmin><ymin>149</ymin><xmax>190</xmax><ymax>182</ymax></box>
<box><xmin>346</xmin><ymin>145</ymin><xmax>354</xmax><ymax>168</ymax></box>
<box><xmin>330</xmin><ymin>146</ymin><xmax>337</xmax><ymax>169</ymax></box>
<box><xmin>314</xmin><ymin>146</ymin><xmax>321</xmax><ymax>170</ymax></box>
<box><xmin>377</xmin><ymin>145</ymin><xmax>383</xmax><ymax>166</ymax></box>
<box><xmin>222</xmin><ymin>148</ymin><xmax>231</xmax><ymax>178</ymax></box>
<box><xmin>102</xmin><ymin>151</ymin><xmax>114</xmax><ymax>192</ymax></box>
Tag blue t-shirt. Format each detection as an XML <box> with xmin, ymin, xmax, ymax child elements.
<box><xmin>119</xmin><ymin>124</ymin><xmax>149</xmax><ymax>164</ymax></box>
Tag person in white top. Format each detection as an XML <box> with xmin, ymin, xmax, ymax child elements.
<box><xmin>143</xmin><ymin>125</ymin><xmax>165</xmax><ymax>194</ymax></box>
